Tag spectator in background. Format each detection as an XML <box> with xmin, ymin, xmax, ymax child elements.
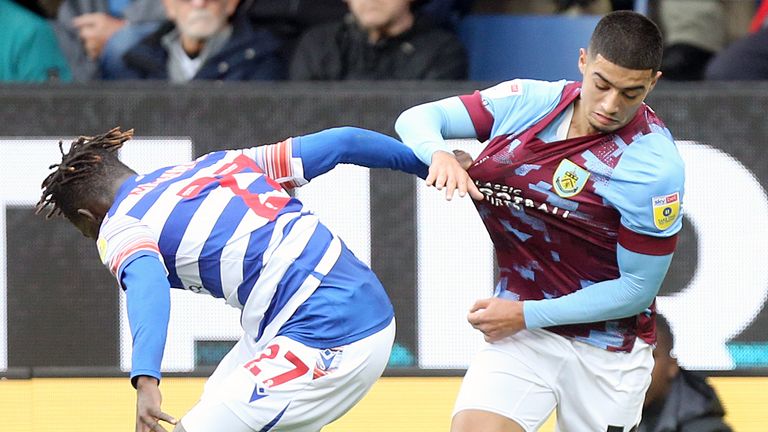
<box><xmin>241</xmin><ymin>0</ymin><xmax>349</xmax><ymax>65</ymax></box>
<box><xmin>705</xmin><ymin>0</ymin><xmax>768</xmax><ymax>80</ymax></box>
<box><xmin>658</xmin><ymin>0</ymin><xmax>754</xmax><ymax>81</ymax></box>
<box><xmin>242</xmin><ymin>0</ymin><xmax>471</xmax><ymax>77</ymax></box>
<box><xmin>0</xmin><ymin>0</ymin><xmax>72</xmax><ymax>82</ymax></box>
<box><xmin>116</xmin><ymin>0</ymin><xmax>284</xmax><ymax>82</ymax></box>
<box><xmin>471</xmin><ymin>0</ymin><xmax>613</xmax><ymax>15</ymax></box>
<box><xmin>289</xmin><ymin>0</ymin><xmax>467</xmax><ymax>80</ymax></box>
<box><xmin>55</xmin><ymin>0</ymin><xmax>166</xmax><ymax>81</ymax></box>
<box><xmin>639</xmin><ymin>314</ymin><xmax>732</xmax><ymax>432</ymax></box>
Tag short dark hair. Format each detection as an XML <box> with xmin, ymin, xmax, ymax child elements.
<box><xmin>588</xmin><ymin>10</ymin><xmax>663</xmax><ymax>72</ymax></box>
<box><xmin>37</xmin><ymin>127</ymin><xmax>134</xmax><ymax>220</ymax></box>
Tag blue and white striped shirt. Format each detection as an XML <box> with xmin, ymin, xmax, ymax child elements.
<box><xmin>96</xmin><ymin>127</ymin><xmax>428</xmax><ymax>383</ymax></box>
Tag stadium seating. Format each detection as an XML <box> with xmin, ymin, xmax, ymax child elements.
<box><xmin>458</xmin><ymin>14</ymin><xmax>601</xmax><ymax>82</ymax></box>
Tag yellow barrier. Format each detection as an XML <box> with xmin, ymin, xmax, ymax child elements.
<box><xmin>0</xmin><ymin>376</ymin><xmax>765</xmax><ymax>431</ymax></box>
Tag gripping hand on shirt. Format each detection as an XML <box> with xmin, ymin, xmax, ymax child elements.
<box><xmin>452</xmin><ymin>149</ymin><xmax>475</xmax><ymax>171</ymax></box>
<box><xmin>428</xmin><ymin>150</ymin><xmax>484</xmax><ymax>201</ymax></box>
<box><xmin>467</xmin><ymin>297</ymin><xmax>526</xmax><ymax>342</ymax></box>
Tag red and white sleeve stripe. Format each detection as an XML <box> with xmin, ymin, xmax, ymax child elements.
<box><xmin>253</xmin><ymin>138</ymin><xmax>307</xmax><ymax>190</ymax></box>
<box><xmin>109</xmin><ymin>238</ymin><xmax>161</xmax><ymax>276</ymax></box>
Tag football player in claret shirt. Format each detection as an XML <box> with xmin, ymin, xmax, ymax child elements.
<box><xmin>37</xmin><ymin>126</ymin><xmax>427</xmax><ymax>432</ymax></box>
<box><xmin>395</xmin><ymin>10</ymin><xmax>685</xmax><ymax>432</ymax></box>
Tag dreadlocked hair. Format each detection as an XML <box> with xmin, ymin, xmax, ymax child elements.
<box><xmin>36</xmin><ymin>127</ymin><xmax>134</xmax><ymax>219</ymax></box>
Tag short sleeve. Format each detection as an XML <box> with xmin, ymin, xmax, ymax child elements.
<box><xmin>460</xmin><ymin>79</ymin><xmax>567</xmax><ymax>142</ymax></box>
<box><xmin>239</xmin><ymin>138</ymin><xmax>307</xmax><ymax>190</ymax></box>
<box><xmin>97</xmin><ymin>214</ymin><xmax>166</xmax><ymax>284</ymax></box>
<box><xmin>601</xmin><ymin>133</ymin><xmax>685</xmax><ymax>254</ymax></box>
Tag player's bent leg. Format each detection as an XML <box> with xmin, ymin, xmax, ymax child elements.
<box><xmin>183</xmin><ymin>319</ymin><xmax>395</xmax><ymax>431</ymax></box>
<box><xmin>452</xmin><ymin>331</ymin><xmax>560</xmax><ymax>432</ymax></box>
<box><xmin>452</xmin><ymin>409</ymin><xmax>526</xmax><ymax>432</ymax></box>
<box><xmin>276</xmin><ymin>318</ymin><xmax>396</xmax><ymax>430</ymax></box>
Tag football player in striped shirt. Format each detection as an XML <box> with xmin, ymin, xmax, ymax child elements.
<box><xmin>37</xmin><ymin>126</ymin><xmax>427</xmax><ymax>432</ymax></box>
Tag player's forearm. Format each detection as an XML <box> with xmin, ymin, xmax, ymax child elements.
<box><xmin>122</xmin><ymin>255</ymin><xmax>171</xmax><ymax>387</ymax></box>
<box><xmin>523</xmin><ymin>246</ymin><xmax>673</xmax><ymax>328</ymax></box>
<box><xmin>297</xmin><ymin>126</ymin><xmax>428</xmax><ymax>179</ymax></box>
<box><xmin>395</xmin><ymin>96</ymin><xmax>477</xmax><ymax>165</ymax></box>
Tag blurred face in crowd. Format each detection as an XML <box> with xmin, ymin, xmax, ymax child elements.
<box><xmin>163</xmin><ymin>0</ymin><xmax>240</xmax><ymax>40</ymax></box>
<box><xmin>576</xmin><ymin>48</ymin><xmax>661</xmax><ymax>135</ymax></box>
<box><xmin>644</xmin><ymin>328</ymin><xmax>679</xmax><ymax>407</ymax></box>
<box><xmin>346</xmin><ymin>0</ymin><xmax>414</xmax><ymax>35</ymax></box>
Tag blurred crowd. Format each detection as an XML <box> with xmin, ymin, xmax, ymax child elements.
<box><xmin>1</xmin><ymin>0</ymin><xmax>766</xmax><ymax>83</ymax></box>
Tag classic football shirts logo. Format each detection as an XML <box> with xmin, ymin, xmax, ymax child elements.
<box><xmin>475</xmin><ymin>180</ymin><xmax>571</xmax><ymax>218</ymax></box>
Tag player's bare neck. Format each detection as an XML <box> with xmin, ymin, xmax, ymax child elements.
<box><xmin>110</xmin><ymin>171</ymin><xmax>136</xmax><ymax>201</ymax></box>
<box><xmin>567</xmin><ymin>100</ymin><xmax>596</xmax><ymax>139</ymax></box>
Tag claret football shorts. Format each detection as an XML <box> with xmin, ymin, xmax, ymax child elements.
<box><xmin>453</xmin><ymin>328</ymin><xmax>653</xmax><ymax>432</ymax></box>
<box><xmin>181</xmin><ymin>319</ymin><xmax>395</xmax><ymax>432</ymax></box>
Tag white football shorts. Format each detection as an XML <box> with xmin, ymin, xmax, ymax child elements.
<box><xmin>181</xmin><ymin>318</ymin><xmax>395</xmax><ymax>432</ymax></box>
<box><xmin>453</xmin><ymin>328</ymin><xmax>653</xmax><ymax>432</ymax></box>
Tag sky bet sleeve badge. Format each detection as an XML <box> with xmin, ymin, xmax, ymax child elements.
<box><xmin>553</xmin><ymin>159</ymin><xmax>590</xmax><ymax>198</ymax></box>
<box><xmin>652</xmin><ymin>192</ymin><xmax>680</xmax><ymax>230</ymax></box>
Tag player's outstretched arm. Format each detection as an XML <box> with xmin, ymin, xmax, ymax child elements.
<box><xmin>296</xmin><ymin>126</ymin><xmax>429</xmax><ymax>180</ymax></box>
<box><xmin>243</xmin><ymin>126</ymin><xmax>431</xmax><ymax>190</ymax></box>
<box><xmin>396</xmin><ymin>97</ymin><xmax>483</xmax><ymax>200</ymax></box>
<box><xmin>395</xmin><ymin>96</ymin><xmax>477</xmax><ymax>164</ymax></box>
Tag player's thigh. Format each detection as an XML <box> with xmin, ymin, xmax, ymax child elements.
<box><xmin>180</xmin><ymin>335</ymin><xmax>318</xmax><ymax>432</ymax></box>
<box><xmin>182</xmin><ymin>321</ymin><xmax>394</xmax><ymax>432</ymax></box>
<box><xmin>555</xmin><ymin>340</ymin><xmax>653</xmax><ymax>432</ymax></box>
<box><xmin>197</xmin><ymin>337</ymin><xmax>252</xmax><ymax>401</ymax></box>
<box><xmin>452</xmin><ymin>338</ymin><xmax>558</xmax><ymax>432</ymax></box>
<box><xmin>274</xmin><ymin>319</ymin><xmax>396</xmax><ymax>431</ymax></box>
